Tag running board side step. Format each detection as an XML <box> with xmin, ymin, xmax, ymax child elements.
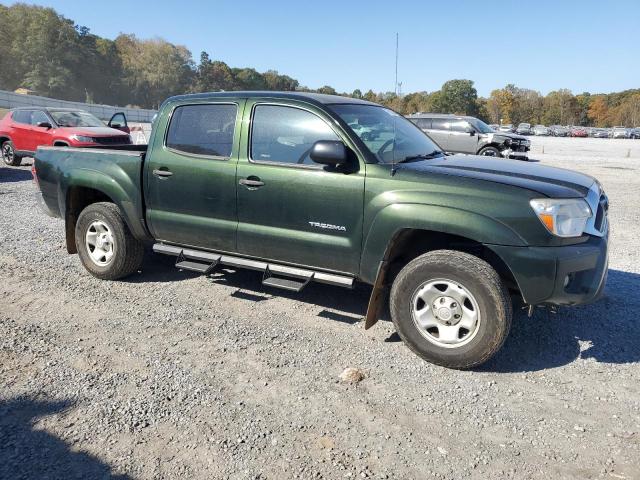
<box><xmin>152</xmin><ymin>243</ymin><xmax>354</xmax><ymax>290</ymax></box>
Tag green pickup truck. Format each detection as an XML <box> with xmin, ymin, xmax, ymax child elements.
<box><xmin>33</xmin><ymin>92</ymin><xmax>609</xmax><ymax>369</ymax></box>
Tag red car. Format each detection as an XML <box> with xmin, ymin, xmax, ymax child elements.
<box><xmin>0</xmin><ymin>108</ymin><xmax>131</xmax><ymax>166</ymax></box>
<box><xmin>570</xmin><ymin>127</ymin><xmax>588</xmax><ymax>137</ymax></box>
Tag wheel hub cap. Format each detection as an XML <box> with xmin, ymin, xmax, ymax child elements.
<box><xmin>411</xmin><ymin>279</ymin><xmax>481</xmax><ymax>348</ymax></box>
<box><xmin>433</xmin><ymin>296</ymin><xmax>461</xmax><ymax>325</ymax></box>
<box><xmin>85</xmin><ymin>221</ymin><xmax>115</xmax><ymax>266</ymax></box>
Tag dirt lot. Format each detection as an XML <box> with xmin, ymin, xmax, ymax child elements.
<box><xmin>1</xmin><ymin>136</ymin><xmax>639</xmax><ymax>479</ymax></box>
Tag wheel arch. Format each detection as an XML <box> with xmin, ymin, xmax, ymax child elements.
<box><xmin>362</xmin><ymin>204</ymin><xmax>526</xmax><ymax>329</ymax></box>
<box><xmin>62</xmin><ymin>176</ymin><xmax>149</xmax><ymax>254</ymax></box>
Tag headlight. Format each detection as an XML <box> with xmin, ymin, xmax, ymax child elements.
<box><xmin>70</xmin><ymin>134</ymin><xmax>95</xmax><ymax>143</ymax></box>
<box><xmin>530</xmin><ymin>198</ymin><xmax>592</xmax><ymax>237</ymax></box>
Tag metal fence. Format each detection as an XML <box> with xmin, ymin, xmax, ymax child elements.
<box><xmin>0</xmin><ymin>90</ymin><xmax>157</xmax><ymax>122</ymax></box>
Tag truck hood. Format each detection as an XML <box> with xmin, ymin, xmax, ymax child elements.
<box><xmin>56</xmin><ymin>126</ymin><xmax>129</xmax><ymax>137</ymax></box>
<box><xmin>398</xmin><ymin>154</ymin><xmax>595</xmax><ymax>198</ymax></box>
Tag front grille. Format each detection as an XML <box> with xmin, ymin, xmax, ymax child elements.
<box><xmin>93</xmin><ymin>136</ymin><xmax>131</xmax><ymax>145</ymax></box>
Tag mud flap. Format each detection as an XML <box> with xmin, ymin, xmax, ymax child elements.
<box><xmin>364</xmin><ymin>260</ymin><xmax>389</xmax><ymax>330</ymax></box>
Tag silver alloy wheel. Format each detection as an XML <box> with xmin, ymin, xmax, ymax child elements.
<box><xmin>411</xmin><ymin>278</ymin><xmax>481</xmax><ymax>348</ymax></box>
<box><xmin>2</xmin><ymin>143</ymin><xmax>14</xmax><ymax>164</ymax></box>
<box><xmin>480</xmin><ymin>149</ymin><xmax>498</xmax><ymax>156</ymax></box>
<box><xmin>85</xmin><ymin>220</ymin><xmax>115</xmax><ymax>266</ymax></box>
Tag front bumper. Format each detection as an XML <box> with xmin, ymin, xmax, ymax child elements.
<box><xmin>489</xmin><ymin>234</ymin><xmax>609</xmax><ymax>306</ymax></box>
<box><xmin>504</xmin><ymin>148</ymin><xmax>529</xmax><ymax>160</ymax></box>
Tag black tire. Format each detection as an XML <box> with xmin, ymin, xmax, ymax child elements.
<box><xmin>75</xmin><ymin>202</ymin><xmax>144</xmax><ymax>280</ymax></box>
<box><xmin>2</xmin><ymin>140</ymin><xmax>22</xmax><ymax>166</ymax></box>
<box><xmin>477</xmin><ymin>145</ymin><xmax>502</xmax><ymax>157</ymax></box>
<box><xmin>389</xmin><ymin>250</ymin><xmax>512</xmax><ymax>369</ymax></box>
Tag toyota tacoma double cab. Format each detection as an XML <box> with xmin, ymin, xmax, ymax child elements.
<box><xmin>33</xmin><ymin>92</ymin><xmax>609</xmax><ymax>369</ymax></box>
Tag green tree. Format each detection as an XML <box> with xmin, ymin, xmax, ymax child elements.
<box><xmin>436</xmin><ymin>79</ymin><xmax>479</xmax><ymax>115</ymax></box>
<box><xmin>316</xmin><ymin>85</ymin><xmax>337</xmax><ymax>95</ymax></box>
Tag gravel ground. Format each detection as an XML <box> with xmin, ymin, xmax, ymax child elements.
<box><xmin>1</xmin><ymin>136</ymin><xmax>639</xmax><ymax>480</ymax></box>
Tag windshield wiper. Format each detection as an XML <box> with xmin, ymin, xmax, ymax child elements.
<box><xmin>398</xmin><ymin>150</ymin><xmax>444</xmax><ymax>163</ymax></box>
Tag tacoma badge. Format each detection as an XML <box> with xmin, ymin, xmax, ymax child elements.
<box><xmin>309</xmin><ymin>221</ymin><xmax>347</xmax><ymax>232</ymax></box>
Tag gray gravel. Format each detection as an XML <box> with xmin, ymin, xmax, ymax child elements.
<box><xmin>1</xmin><ymin>138</ymin><xmax>639</xmax><ymax>479</ymax></box>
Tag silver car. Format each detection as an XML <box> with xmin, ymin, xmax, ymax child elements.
<box><xmin>533</xmin><ymin>124</ymin><xmax>550</xmax><ymax>136</ymax></box>
<box><xmin>407</xmin><ymin>113</ymin><xmax>530</xmax><ymax>160</ymax></box>
<box><xmin>612</xmin><ymin>126</ymin><xmax>630</xmax><ymax>139</ymax></box>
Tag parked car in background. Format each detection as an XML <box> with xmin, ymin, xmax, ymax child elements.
<box><xmin>551</xmin><ymin>126</ymin><xmax>570</xmax><ymax>137</ymax></box>
<box><xmin>630</xmin><ymin>128</ymin><xmax>640</xmax><ymax>139</ymax></box>
<box><xmin>592</xmin><ymin>128</ymin><xmax>610</xmax><ymax>138</ymax></box>
<box><xmin>33</xmin><ymin>91</ymin><xmax>609</xmax><ymax>369</ymax></box>
<box><xmin>489</xmin><ymin>124</ymin><xmax>499</xmax><ymax>131</ymax></box>
<box><xmin>408</xmin><ymin>113</ymin><xmax>530</xmax><ymax>159</ymax></box>
<box><xmin>533</xmin><ymin>125</ymin><xmax>550</xmax><ymax>136</ymax></box>
<box><xmin>0</xmin><ymin>108</ymin><xmax>131</xmax><ymax>166</ymax></box>
<box><xmin>612</xmin><ymin>126</ymin><xmax>630</xmax><ymax>139</ymax></box>
<box><xmin>570</xmin><ymin>127</ymin><xmax>588</xmax><ymax>137</ymax></box>
<box><xmin>516</xmin><ymin>123</ymin><xmax>532</xmax><ymax>135</ymax></box>
<box><xmin>499</xmin><ymin>124</ymin><xmax>515</xmax><ymax>133</ymax></box>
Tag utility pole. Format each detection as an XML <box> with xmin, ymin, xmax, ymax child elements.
<box><xmin>394</xmin><ymin>33</ymin><xmax>399</xmax><ymax>96</ymax></box>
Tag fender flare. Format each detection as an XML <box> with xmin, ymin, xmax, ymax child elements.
<box><xmin>58</xmin><ymin>168</ymin><xmax>149</xmax><ymax>242</ymax></box>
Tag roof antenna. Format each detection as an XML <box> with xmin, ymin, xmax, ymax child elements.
<box><xmin>391</xmin><ymin>33</ymin><xmax>399</xmax><ymax>176</ymax></box>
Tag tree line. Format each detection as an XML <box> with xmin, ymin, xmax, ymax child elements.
<box><xmin>1</xmin><ymin>3</ymin><xmax>639</xmax><ymax>127</ymax></box>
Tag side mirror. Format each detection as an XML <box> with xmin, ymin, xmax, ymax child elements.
<box><xmin>37</xmin><ymin>121</ymin><xmax>52</xmax><ymax>129</ymax></box>
<box><xmin>110</xmin><ymin>123</ymin><xmax>122</xmax><ymax>128</ymax></box>
<box><xmin>310</xmin><ymin>140</ymin><xmax>347</xmax><ymax>166</ymax></box>
<box><xmin>468</xmin><ymin>128</ymin><xmax>475</xmax><ymax>136</ymax></box>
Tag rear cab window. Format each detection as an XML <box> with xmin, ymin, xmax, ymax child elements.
<box><xmin>166</xmin><ymin>104</ymin><xmax>237</xmax><ymax>158</ymax></box>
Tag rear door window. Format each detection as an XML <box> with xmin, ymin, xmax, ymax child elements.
<box><xmin>12</xmin><ymin>110</ymin><xmax>31</xmax><ymax>124</ymax></box>
<box><xmin>413</xmin><ymin>118</ymin><xmax>431</xmax><ymax>129</ymax></box>
<box><xmin>430</xmin><ymin>118</ymin><xmax>450</xmax><ymax>131</ymax></box>
<box><xmin>166</xmin><ymin>104</ymin><xmax>237</xmax><ymax>158</ymax></box>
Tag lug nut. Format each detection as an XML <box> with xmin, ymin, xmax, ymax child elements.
<box><xmin>451</xmin><ymin>303</ymin><xmax>456</xmax><ymax>308</ymax></box>
<box><xmin>454</xmin><ymin>314</ymin><xmax>460</xmax><ymax>319</ymax></box>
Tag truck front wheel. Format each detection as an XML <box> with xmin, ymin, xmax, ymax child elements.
<box><xmin>390</xmin><ymin>250</ymin><xmax>512</xmax><ymax>369</ymax></box>
<box><xmin>75</xmin><ymin>202</ymin><xmax>144</xmax><ymax>280</ymax></box>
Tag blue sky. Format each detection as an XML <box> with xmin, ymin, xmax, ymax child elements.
<box><xmin>13</xmin><ymin>0</ymin><xmax>640</xmax><ymax>96</ymax></box>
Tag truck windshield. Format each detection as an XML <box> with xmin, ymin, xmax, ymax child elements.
<box><xmin>330</xmin><ymin>104</ymin><xmax>441</xmax><ymax>163</ymax></box>
<box><xmin>49</xmin><ymin>111</ymin><xmax>105</xmax><ymax>128</ymax></box>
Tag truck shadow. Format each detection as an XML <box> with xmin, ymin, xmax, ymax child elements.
<box><xmin>0</xmin><ymin>396</ymin><xmax>130</xmax><ymax>479</ymax></box>
<box><xmin>135</xmin><ymin>253</ymin><xmax>639</xmax><ymax>371</ymax></box>
<box><xmin>481</xmin><ymin>269</ymin><xmax>640</xmax><ymax>372</ymax></box>
<box><xmin>207</xmin><ymin>266</ymin><xmax>640</xmax><ymax>371</ymax></box>
<box><xmin>0</xmin><ymin>165</ymin><xmax>33</xmax><ymax>183</ymax></box>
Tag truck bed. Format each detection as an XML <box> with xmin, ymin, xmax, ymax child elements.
<box><xmin>34</xmin><ymin>145</ymin><xmax>150</xmax><ymax>241</ymax></box>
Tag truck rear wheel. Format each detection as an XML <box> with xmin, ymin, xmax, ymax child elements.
<box><xmin>390</xmin><ymin>250</ymin><xmax>512</xmax><ymax>369</ymax></box>
<box><xmin>75</xmin><ymin>202</ymin><xmax>144</xmax><ymax>280</ymax></box>
<box><xmin>2</xmin><ymin>140</ymin><xmax>22</xmax><ymax>166</ymax></box>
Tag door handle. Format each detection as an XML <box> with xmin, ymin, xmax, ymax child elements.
<box><xmin>239</xmin><ymin>177</ymin><xmax>265</xmax><ymax>188</ymax></box>
<box><xmin>153</xmin><ymin>169</ymin><xmax>173</xmax><ymax>178</ymax></box>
